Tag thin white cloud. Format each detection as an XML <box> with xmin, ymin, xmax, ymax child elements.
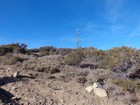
<box><xmin>106</xmin><ymin>0</ymin><xmax>124</xmax><ymax>23</ymax></box>
<box><xmin>84</xmin><ymin>22</ymin><xmax>97</xmax><ymax>32</ymax></box>
<box><xmin>129</xmin><ymin>25</ymin><xmax>140</xmax><ymax>37</ymax></box>
<box><xmin>59</xmin><ymin>36</ymin><xmax>75</xmax><ymax>43</ymax></box>
<box><xmin>110</xmin><ymin>24</ymin><xmax>125</xmax><ymax>33</ymax></box>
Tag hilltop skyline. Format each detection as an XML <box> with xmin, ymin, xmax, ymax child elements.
<box><xmin>0</xmin><ymin>0</ymin><xmax>140</xmax><ymax>49</ymax></box>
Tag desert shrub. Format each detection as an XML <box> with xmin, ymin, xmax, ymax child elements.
<box><xmin>39</xmin><ymin>48</ymin><xmax>49</xmax><ymax>56</ymax></box>
<box><xmin>34</xmin><ymin>66</ymin><xmax>49</xmax><ymax>72</ymax></box>
<box><xmin>39</xmin><ymin>46</ymin><xmax>56</xmax><ymax>56</ymax></box>
<box><xmin>0</xmin><ymin>53</ymin><xmax>25</xmax><ymax>65</ymax></box>
<box><xmin>63</xmin><ymin>49</ymin><xmax>85</xmax><ymax>66</ymax></box>
<box><xmin>62</xmin><ymin>46</ymin><xmax>140</xmax><ymax>71</ymax></box>
<box><xmin>65</xmin><ymin>72</ymin><xmax>81</xmax><ymax>78</ymax></box>
<box><xmin>82</xmin><ymin>47</ymin><xmax>96</xmax><ymax>57</ymax></box>
<box><xmin>106</xmin><ymin>47</ymin><xmax>138</xmax><ymax>71</ymax></box>
<box><xmin>28</xmin><ymin>48</ymin><xmax>40</xmax><ymax>53</ymax></box>
<box><xmin>67</xmin><ymin>71</ymin><xmax>89</xmax><ymax>77</ymax></box>
<box><xmin>22</xmin><ymin>60</ymin><xmax>36</xmax><ymax>70</ymax></box>
<box><xmin>22</xmin><ymin>59</ymin><xmax>61</xmax><ymax>74</ymax></box>
<box><xmin>47</xmin><ymin>67</ymin><xmax>60</xmax><ymax>74</ymax></box>
<box><xmin>76</xmin><ymin>76</ymin><xmax>87</xmax><ymax>84</ymax></box>
<box><xmin>112</xmin><ymin>79</ymin><xmax>140</xmax><ymax>92</ymax></box>
<box><xmin>34</xmin><ymin>66</ymin><xmax>60</xmax><ymax>74</ymax></box>
<box><xmin>93</xmin><ymin>50</ymin><xmax>110</xmax><ymax>69</ymax></box>
<box><xmin>0</xmin><ymin>43</ymin><xmax>27</xmax><ymax>55</ymax></box>
<box><xmin>92</xmin><ymin>46</ymin><xmax>140</xmax><ymax>72</ymax></box>
<box><xmin>8</xmin><ymin>56</ymin><xmax>25</xmax><ymax>65</ymax></box>
<box><xmin>127</xmin><ymin>64</ymin><xmax>140</xmax><ymax>79</ymax></box>
<box><xmin>55</xmin><ymin>48</ymin><xmax>72</xmax><ymax>55</ymax></box>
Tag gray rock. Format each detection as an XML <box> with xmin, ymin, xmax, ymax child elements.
<box><xmin>13</xmin><ymin>71</ymin><xmax>19</xmax><ymax>78</ymax></box>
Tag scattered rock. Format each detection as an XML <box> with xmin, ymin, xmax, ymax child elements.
<box><xmin>85</xmin><ymin>86</ymin><xmax>94</xmax><ymax>93</ymax></box>
<box><xmin>93</xmin><ymin>82</ymin><xmax>107</xmax><ymax>97</ymax></box>
<box><xmin>93</xmin><ymin>82</ymin><xmax>102</xmax><ymax>88</ymax></box>
<box><xmin>11</xmin><ymin>86</ymin><xmax>18</xmax><ymax>90</ymax></box>
<box><xmin>23</xmin><ymin>101</ymin><xmax>30</xmax><ymax>105</ymax></box>
<box><xmin>12</xmin><ymin>96</ymin><xmax>21</xmax><ymax>103</ymax></box>
<box><xmin>93</xmin><ymin>87</ymin><xmax>107</xmax><ymax>97</ymax></box>
<box><xmin>85</xmin><ymin>82</ymin><xmax>107</xmax><ymax>97</ymax></box>
<box><xmin>13</xmin><ymin>71</ymin><xmax>19</xmax><ymax>78</ymax></box>
<box><xmin>20</xmin><ymin>74</ymin><xmax>34</xmax><ymax>78</ymax></box>
<box><xmin>47</xmin><ymin>76</ymin><xmax>56</xmax><ymax>79</ymax></box>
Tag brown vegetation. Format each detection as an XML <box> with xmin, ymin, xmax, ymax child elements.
<box><xmin>0</xmin><ymin>43</ymin><xmax>140</xmax><ymax>104</ymax></box>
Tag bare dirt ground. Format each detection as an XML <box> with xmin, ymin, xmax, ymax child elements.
<box><xmin>0</xmin><ymin>54</ymin><xmax>139</xmax><ymax>105</ymax></box>
<box><xmin>0</xmin><ymin>65</ymin><xmax>135</xmax><ymax>105</ymax></box>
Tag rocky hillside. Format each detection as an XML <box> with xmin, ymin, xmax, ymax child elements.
<box><xmin>0</xmin><ymin>43</ymin><xmax>140</xmax><ymax>105</ymax></box>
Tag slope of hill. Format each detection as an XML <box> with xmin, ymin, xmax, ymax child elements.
<box><xmin>0</xmin><ymin>43</ymin><xmax>140</xmax><ymax>105</ymax></box>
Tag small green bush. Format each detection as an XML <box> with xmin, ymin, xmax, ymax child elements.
<box><xmin>92</xmin><ymin>50</ymin><xmax>110</xmax><ymax>69</ymax></box>
<box><xmin>63</xmin><ymin>49</ymin><xmax>85</xmax><ymax>66</ymax></box>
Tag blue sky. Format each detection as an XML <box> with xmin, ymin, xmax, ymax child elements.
<box><xmin>0</xmin><ymin>0</ymin><xmax>140</xmax><ymax>49</ymax></box>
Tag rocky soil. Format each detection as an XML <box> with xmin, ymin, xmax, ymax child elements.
<box><xmin>0</xmin><ymin>54</ymin><xmax>139</xmax><ymax>105</ymax></box>
<box><xmin>0</xmin><ymin>44</ymin><xmax>140</xmax><ymax>105</ymax></box>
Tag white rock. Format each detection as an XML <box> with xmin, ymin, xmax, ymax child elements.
<box><xmin>13</xmin><ymin>71</ymin><xmax>19</xmax><ymax>78</ymax></box>
<box><xmin>93</xmin><ymin>82</ymin><xmax>102</xmax><ymax>88</ymax></box>
<box><xmin>85</xmin><ymin>86</ymin><xmax>94</xmax><ymax>93</ymax></box>
<box><xmin>93</xmin><ymin>88</ymin><xmax>107</xmax><ymax>97</ymax></box>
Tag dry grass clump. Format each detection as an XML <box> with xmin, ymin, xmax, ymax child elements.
<box><xmin>22</xmin><ymin>55</ymin><xmax>62</xmax><ymax>74</ymax></box>
<box><xmin>22</xmin><ymin>61</ymin><xmax>60</xmax><ymax>74</ymax></box>
<box><xmin>39</xmin><ymin>46</ymin><xmax>57</xmax><ymax>56</ymax></box>
<box><xmin>65</xmin><ymin>71</ymin><xmax>89</xmax><ymax>78</ymax></box>
<box><xmin>0</xmin><ymin>53</ymin><xmax>25</xmax><ymax>65</ymax></box>
<box><xmin>34</xmin><ymin>65</ymin><xmax>60</xmax><ymax>74</ymax></box>
<box><xmin>112</xmin><ymin>79</ymin><xmax>140</xmax><ymax>92</ymax></box>
<box><xmin>39</xmin><ymin>48</ymin><xmax>49</xmax><ymax>56</ymax></box>
<box><xmin>62</xmin><ymin>71</ymin><xmax>89</xmax><ymax>84</ymax></box>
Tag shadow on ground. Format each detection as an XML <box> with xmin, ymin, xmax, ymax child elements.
<box><xmin>0</xmin><ymin>75</ymin><xmax>33</xmax><ymax>104</ymax></box>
